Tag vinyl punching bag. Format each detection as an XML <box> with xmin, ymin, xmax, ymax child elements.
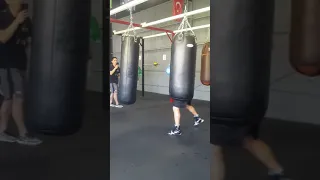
<box><xmin>169</xmin><ymin>33</ymin><xmax>197</xmax><ymax>101</ymax></box>
<box><xmin>210</xmin><ymin>0</ymin><xmax>274</xmax><ymax>125</ymax></box>
<box><xmin>118</xmin><ymin>36</ymin><xmax>139</xmax><ymax>105</ymax></box>
<box><xmin>25</xmin><ymin>0</ymin><xmax>90</xmax><ymax>135</ymax></box>
<box><xmin>200</xmin><ymin>42</ymin><xmax>210</xmax><ymax>86</ymax></box>
<box><xmin>290</xmin><ymin>0</ymin><xmax>320</xmax><ymax>77</ymax></box>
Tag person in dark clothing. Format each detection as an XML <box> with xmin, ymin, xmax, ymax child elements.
<box><xmin>168</xmin><ymin>98</ymin><xmax>204</xmax><ymax>136</ymax></box>
<box><xmin>110</xmin><ymin>57</ymin><xmax>122</xmax><ymax>108</ymax></box>
<box><xmin>0</xmin><ymin>0</ymin><xmax>42</xmax><ymax>145</ymax></box>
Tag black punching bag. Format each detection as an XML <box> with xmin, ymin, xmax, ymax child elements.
<box><xmin>169</xmin><ymin>33</ymin><xmax>197</xmax><ymax>101</ymax></box>
<box><xmin>210</xmin><ymin>0</ymin><xmax>274</xmax><ymax>125</ymax></box>
<box><xmin>25</xmin><ymin>0</ymin><xmax>90</xmax><ymax>135</ymax></box>
<box><xmin>118</xmin><ymin>36</ymin><xmax>139</xmax><ymax>105</ymax></box>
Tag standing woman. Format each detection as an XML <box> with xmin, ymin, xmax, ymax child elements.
<box><xmin>0</xmin><ymin>0</ymin><xmax>42</xmax><ymax>145</ymax></box>
<box><xmin>110</xmin><ymin>57</ymin><xmax>123</xmax><ymax>108</ymax></box>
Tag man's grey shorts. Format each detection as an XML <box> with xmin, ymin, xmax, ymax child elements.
<box><xmin>0</xmin><ymin>68</ymin><xmax>25</xmax><ymax>100</ymax></box>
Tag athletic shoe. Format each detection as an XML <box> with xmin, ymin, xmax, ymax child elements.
<box><xmin>269</xmin><ymin>173</ymin><xmax>292</xmax><ymax>180</ymax></box>
<box><xmin>110</xmin><ymin>104</ymin><xmax>115</xmax><ymax>107</ymax></box>
<box><xmin>115</xmin><ymin>105</ymin><xmax>123</xmax><ymax>108</ymax></box>
<box><xmin>17</xmin><ymin>134</ymin><xmax>42</xmax><ymax>146</ymax></box>
<box><xmin>0</xmin><ymin>132</ymin><xmax>17</xmax><ymax>143</ymax></box>
<box><xmin>168</xmin><ymin>126</ymin><xmax>182</xmax><ymax>136</ymax></box>
<box><xmin>194</xmin><ymin>117</ymin><xmax>204</xmax><ymax>126</ymax></box>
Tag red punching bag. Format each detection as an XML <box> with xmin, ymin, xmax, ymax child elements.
<box><xmin>200</xmin><ymin>42</ymin><xmax>210</xmax><ymax>86</ymax></box>
<box><xmin>290</xmin><ymin>0</ymin><xmax>320</xmax><ymax>76</ymax></box>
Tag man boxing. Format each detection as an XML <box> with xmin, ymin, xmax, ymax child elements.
<box><xmin>168</xmin><ymin>98</ymin><xmax>204</xmax><ymax>135</ymax></box>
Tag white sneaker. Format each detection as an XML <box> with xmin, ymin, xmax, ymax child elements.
<box><xmin>17</xmin><ymin>134</ymin><xmax>42</xmax><ymax>146</ymax></box>
<box><xmin>0</xmin><ymin>132</ymin><xmax>17</xmax><ymax>143</ymax></box>
<box><xmin>115</xmin><ymin>104</ymin><xmax>123</xmax><ymax>108</ymax></box>
<box><xmin>110</xmin><ymin>104</ymin><xmax>115</xmax><ymax>107</ymax></box>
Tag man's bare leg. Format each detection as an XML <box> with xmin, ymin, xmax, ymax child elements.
<box><xmin>173</xmin><ymin>106</ymin><xmax>181</xmax><ymax>126</ymax></box>
<box><xmin>243</xmin><ymin>137</ymin><xmax>283</xmax><ymax>173</ymax></box>
<box><xmin>186</xmin><ymin>105</ymin><xmax>199</xmax><ymax>116</ymax></box>
<box><xmin>211</xmin><ymin>145</ymin><xmax>225</xmax><ymax>180</ymax></box>
<box><xmin>168</xmin><ymin>106</ymin><xmax>182</xmax><ymax>135</ymax></box>
<box><xmin>186</xmin><ymin>105</ymin><xmax>204</xmax><ymax>126</ymax></box>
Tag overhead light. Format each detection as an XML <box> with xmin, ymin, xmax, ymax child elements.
<box><xmin>112</xmin><ymin>6</ymin><xmax>210</xmax><ymax>35</ymax></box>
<box><xmin>110</xmin><ymin>0</ymin><xmax>149</xmax><ymax>16</ymax></box>
<box><xmin>143</xmin><ymin>24</ymin><xmax>210</xmax><ymax>39</ymax></box>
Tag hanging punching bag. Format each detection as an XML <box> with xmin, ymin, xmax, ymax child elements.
<box><xmin>25</xmin><ymin>0</ymin><xmax>90</xmax><ymax>135</ymax></box>
<box><xmin>200</xmin><ymin>42</ymin><xmax>210</xmax><ymax>86</ymax></box>
<box><xmin>169</xmin><ymin>33</ymin><xmax>197</xmax><ymax>101</ymax></box>
<box><xmin>118</xmin><ymin>36</ymin><xmax>139</xmax><ymax>105</ymax></box>
<box><xmin>210</xmin><ymin>0</ymin><xmax>274</xmax><ymax>125</ymax></box>
<box><xmin>290</xmin><ymin>0</ymin><xmax>320</xmax><ymax>77</ymax></box>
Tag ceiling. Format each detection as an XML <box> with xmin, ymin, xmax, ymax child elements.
<box><xmin>111</xmin><ymin>0</ymin><xmax>170</xmax><ymax>18</ymax></box>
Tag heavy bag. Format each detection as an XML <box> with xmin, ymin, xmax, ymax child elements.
<box><xmin>200</xmin><ymin>42</ymin><xmax>210</xmax><ymax>86</ymax></box>
<box><xmin>25</xmin><ymin>0</ymin><xmax>91</xmax><ymax>135</ymax></box>
<box><xmin>169</xmin><ymin>33</ymin><xmax>197</xmax><ymax>101</ymax></box>
<box><xmin>118</xmin><ymin>36</ymin><xmax>139</xmax><ymax>105</ymax></box>
<box><xmin>210</xmin><ymin>0</ymin><xmax>274</xmax><ymax>125</ymax></box>
<box><xmin>290</xmin><ymin>0</ymin><xmax>320</xmax><ymax>77</ymax></box>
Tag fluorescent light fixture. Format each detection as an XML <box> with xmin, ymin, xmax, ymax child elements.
<box><xmin>143</xmin><ymin>24</ymin><xmax>210</xmax><ymax>39</ymax></box>
<box><xmin>110</xmin><ymin>0</ymin><xmax>149</xmax><ymax>16</ymax></box>
<box><xmin>112</xmin><ymin>6</ymin><xmax>210</xmax><ymax>35</ymax></box>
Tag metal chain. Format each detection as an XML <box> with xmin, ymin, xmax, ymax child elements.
<box><xmin>176</xmin><ymin>4</ymin><xmax>196</xmax><ymax>39</ymax></box>
<box><xmin>124</xmin><ymin>7</ymin><xmax>136</xmax><ymax>39</ymax></box>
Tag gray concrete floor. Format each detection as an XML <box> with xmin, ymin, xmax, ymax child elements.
<box><xmin>111</xmin><ymin>92</ymin><xmax>320</xmax><ymax>180</ymax></box>
<box><xmin>1</xmin><ymin>91</ymin><xmax>319</xmax><ymax>180</ymax></box>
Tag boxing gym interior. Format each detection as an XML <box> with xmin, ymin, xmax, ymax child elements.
<box><xmin>1</xmin><ymin>0</ymin><xmax>319</xmax><ymax>180</ymax></box>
